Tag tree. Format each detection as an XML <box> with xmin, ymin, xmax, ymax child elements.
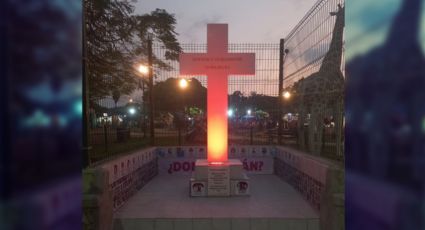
<box><xmin>112</xmin><ymin>89</ymin><xmax>120</xmax><ymax>107</ymax></box>
<box><xmin>229</xmin><ymin>91</ymin><xmax>244</xmax><ymax>106</ymax></box>
<box><xmin>84</xmin><ymin>0</ymin><xmax>181</xmax><ymax>101</ymax></box>
<box><xmin>147</xmin><ymin>78</ymin><xmax>207</xmax><ymax>113</ymax></box>
<box><xmin>228</xmin><ymin>91</ymin><xmax>278</xmax><ymax>118</ymax></box>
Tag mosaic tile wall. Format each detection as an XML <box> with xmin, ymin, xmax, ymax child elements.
<box><xmin>155</xmin><ymin>145</ymin><xmax>277</xmax><ymax>159</ymax></box>
<box><xmin>110</xmin><ymin>159</ymin><xmax>157</xmax><ymax>211</ymax></box>
<box><xmin>274</xmin><ymin>157</ymin><xmax>324</xmax><ymax>210</ymax></box>
<box><xmin>96</xmin><ymin>145</ymin><xmax>337</xmax><ymax>212</ymax></box>
<box><xmin>99</xmin><ymin>147</ymin><xmax>158</xmax><ymax>211</ymax></box>
<box><xmin>274</xmin><ymin>146</ymin><xmax>330</xmax><ymax>211</ymax></box>
<box><xmin>155</xmin><ymin>145</ymin><xmax>276</xmax><ymax>175</ymax></box>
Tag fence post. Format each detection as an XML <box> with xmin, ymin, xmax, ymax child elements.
<box><xmin>250</xmin><ymin>126</ymin><xmax>253</xmax><ymax>145</ymax></box>
<box><xmin>178</xmin><ymin>125</ymin><xmax>182</xmax><ymax>145</ymax></box>
<box><xmin>148</xmin><ymin>37</ymin><xmax>155</xmax><ymax>146</ymax></box>
<box><xmin>104</xmin><ymin>124</ymin><xmax>108</xmax><ymax>154</ymax></box>
<box><xmin>82</xmin><ymin>0</ymin><xmax>91</xmax><ymax>168</ymax></box>
<box><xmin>278</xmin><ymin>39</ymin><xmax>285</xmax><ymax>145</ymax></box>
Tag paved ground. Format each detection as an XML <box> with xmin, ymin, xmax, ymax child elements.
<box><xmin>114</xmin><ymin>174</ymin><xmax>319</xmax><ymax>230</ymax></box>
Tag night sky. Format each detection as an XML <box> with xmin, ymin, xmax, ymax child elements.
<box><xmin>135</xmin><ymin>0</ymin><xmax>316</xmax><ymax>43</ymax></box>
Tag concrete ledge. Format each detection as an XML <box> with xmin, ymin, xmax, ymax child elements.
<box><xmin>274</xmin><ymin>146</ymin><xmax>342</xmax><ymax>185</ymax></box>
<box><xmin>99</xmin><ymin>147</ymin><xmax>157</xmax><ymax>184</ymax></box>
<box><xmin>83</xmin><ymin>148</ymin><xmax>159</xmax><ymax>230</ymax></box>
<box><xmin>83</xmin><ymin>169</ymin><xmax>113</xmax><ymax>230</ymax></box>
<box><xmin>274</xmin><ymin>146</ymin><xmax>344</xmax><ymax>230</ymax></box>
<box><xmin>93</xmin><ymin>147</ymin><xmax>159</xmax><ymax>211</ymax></box>
<box><xmin>113</xmin><ymin>217</ymin><xmax>320</xmax><ymax>230</ymax></box>
<box><xmin>87</xmin><ymin>145</ymin><xmax>344</xmax><ymax>230</ymax></box>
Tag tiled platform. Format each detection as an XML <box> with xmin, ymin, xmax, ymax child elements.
<box><xmin>113</xmin><ymin>174</ymin><xmax>319</xmax><ymax>230</ymax></box>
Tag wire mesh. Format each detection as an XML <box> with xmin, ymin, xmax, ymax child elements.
<box><xmin>87</xmin><ymin>0</ymin><xmax>345</xmax><ymax>164</ymax></box>
<box><xmin>87</xmin><ymin>43</ymin><xmax>281</xmax><ymax>164</ymax></box>
<box><xmin>153</xmin><ymin>43</ymin><xmax>280</xmax><ymax>95</ymax></box>
<box><xmin>284</xmin><ymin>0</ymin><xmax>345</xmax><ymax>87</ymax></box>
<box><xmin>150</xmin><ymin>43</ymin><xmax>281</xmax><ymax>146</ymax></box>
<box><xmin>282</xmin><ymin>0</ymin><xmax>345</xmax><ymax>162</ymax></box>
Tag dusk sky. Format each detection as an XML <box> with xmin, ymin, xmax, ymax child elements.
<box><xmin>135</xmin><ymin>0</ymin><xmax>317</xmax><ymax>44</ymax></box>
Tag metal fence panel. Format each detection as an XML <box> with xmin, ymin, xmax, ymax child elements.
<box><xmin>87</xmin><ymin>0</ymin><xmax>345</xmax><ymax>164</ymax></box>
<box><xmin>282</xmin><ymin>0</ymin><xmax>345</xmax><ymax>162</ymax></box>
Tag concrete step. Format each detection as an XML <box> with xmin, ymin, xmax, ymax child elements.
<box><xmin>113</xmin><ymin>175</ymin><xmax>319</xmax><ymax>230</ymax></box>
<box><xmin>113</xmin><ymin>217</ymin><xmax>319</xmax><ymax>230</ymax></box>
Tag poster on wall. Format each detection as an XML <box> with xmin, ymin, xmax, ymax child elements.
<box><xmin>156</xmin><ymin>146</ymin><xmax>275</xmax><ymax>175</ymax></box>
<box><xmin>159</xmin><ymin>157</ymin><xmax>273</xmax><ymax>175</ymax></box>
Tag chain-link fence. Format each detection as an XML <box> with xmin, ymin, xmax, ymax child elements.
<box><xmin>282</xmin><ymin>0</ymin><xmax>345</xmax><ymax>162</ymax></box>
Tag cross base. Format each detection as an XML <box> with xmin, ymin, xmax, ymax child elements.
<box><xmin>190</xmin><ymin>159</ymin><xmax>250</xmax><ymax>197</ymax></box>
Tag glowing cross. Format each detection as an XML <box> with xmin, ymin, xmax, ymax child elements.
<box><xmin>179</xmin><ymin>24</ymin><xmax>255</xmax><ymax>163</ymax></box>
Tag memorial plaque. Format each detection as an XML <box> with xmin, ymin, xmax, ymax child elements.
<box><xmin>190</xmin><ymin>179</ymin><xmax>207</xmax><ymax>197</ymax></box>
<box><xmin>232</xmin><ymin>180</ymin><xmax>250</xmax><ymax>196</ymax></box>
<box><xmin>207</xmin><ymin>165</ymin><xmax>230</xmax><ymax>196</ymax></box>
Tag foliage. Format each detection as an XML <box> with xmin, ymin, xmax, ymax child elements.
<box><xmin>147</xmin><ymin>80</ymin><xmax>279</xmax><ymax>117</ymax></box>
<box><xmin>254</xmin><ymin>109</ymin><xmax>269</xmax><ymax>119</ymax></box>
<box><xmin>229</xmin><ymin>91</ymin><xmax>278</xmax><ymax>116</ymax></box>
<box><xmin>188</xmin><ymin>107</ymin><xmax>203</xmax><ymax>116</ymax></box>
<box><xmin>112</xmin><ymin>89</ymin><xmax>121</xmax><ymax>107</ymax></box>
<box><xmin>147</xmin><ymin>78</ymin><xmax>207</xmax><ymax>112</ymax></box>
<box><xmin>84</xmin><ymin>0</ymin><xmax>181</xmax><ymax>101</ymax></box>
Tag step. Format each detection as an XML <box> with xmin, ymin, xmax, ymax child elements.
<box><xmin>113</xmin><ymin>174</ymin><xmax>319</xmax><ymax>230</ymax></box>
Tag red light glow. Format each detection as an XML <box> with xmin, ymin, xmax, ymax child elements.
<box><xmin>179</xmin><ymin>24</ymin><xmax>255</xmax><ymax>163</ymax></box>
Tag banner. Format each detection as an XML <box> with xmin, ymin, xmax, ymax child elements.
<box><xmin>159</xmin><ymin>157</ymin><xmax>274</xmax><ymax>175</ymax></box>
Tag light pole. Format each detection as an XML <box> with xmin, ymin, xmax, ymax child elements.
<box><xmin>136</xmin><ymin>36</ymin><xmax>154</xmax><ymax>145</ymax></box>
<box><xmin>137</xmin><ymin>63</ymin><xmax>149</xmax><ymax>139</ymax></box>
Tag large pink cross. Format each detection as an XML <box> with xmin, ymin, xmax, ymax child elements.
<box><xmin>179</xmin><ymin>24</ymin><xmax>255</xmax><ymax>163</ymax></box>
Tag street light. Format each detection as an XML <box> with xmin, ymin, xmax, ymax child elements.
<box><xmin>179</xmin><ymin>78</ymin><xmax>188</xmax><ymax>89</ymax></box>
<box><xmin>247</xmin><ymin>109</ymin><xmax>252</xmax><ymax>116</ymax></box>
<box><xmin>283</xmin><ymin>91</ymin><xmax>291</xmax><ymax>100</ymax></box>
<box><xmin>138</xmin><ymin>64</ymin><xmax>149</xmax><ymax>75</ymax></box>
<box><xmin>177</xmin><ymin>78</ymin><xmax>189</xmax><ymax>145</ymax></box>
<box><xmin>128</xmin><ymin>107</ymin><xmax>136</xmax><ymax>115</ymax></box>
<box><xmin>102</xmin><ymin>113</ymin><xmax>108</xmax><ymax>123</ymax></box>
<box><xmin>228</xmin><ymin>109</ymin><xmax>234</xmax><ymax>117</ymax></box>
